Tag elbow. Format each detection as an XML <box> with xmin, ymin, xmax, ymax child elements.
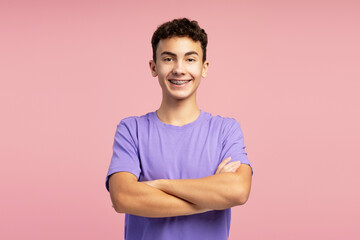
<box><xmin>230</xmin><ymin>188</ymin><xmax>250</xmax><ymax>206</ymax></box>
<box><xmin>235</xmin><ymin>188</ymin><xmax>250</xmax><ymax>205</ymax></box>
<box><xmin>113</xmin><ymin>202</ymin><xmax>124</xmax><ymax>214</ymax></box>
<box><xmin>111</xmin><ymin>194</ymin><xmax>127</xmax><ymax>214</ymax></box>
<box><xmin>232</xmin><ymin>176</ymin><xmax>251</xmax><ymax>206</ymax></box>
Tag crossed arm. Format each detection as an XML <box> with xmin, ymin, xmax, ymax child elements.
<box><xmin>108</xmin><ymin>157</ymin><xmax>252</xmax><ymax>218</ymax></box>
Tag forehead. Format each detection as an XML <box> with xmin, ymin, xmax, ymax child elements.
<box><xmin>157</xmin><ymin>37</ymin><xmax>202</xmax><ymax>57</ymax></box>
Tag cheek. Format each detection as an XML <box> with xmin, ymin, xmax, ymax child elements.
<box><xmin>189</xmin><ymin>66</ymin><xmax>204</xmax><ymax>77</ymax></box>
<box><xmin>157</xmin><ymin>66</ymin><xmax>171</xmax><ymax>77</ymax></box>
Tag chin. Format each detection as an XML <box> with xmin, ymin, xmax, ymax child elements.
<box><xmin>172</xmin><ymin>92</ymin><xmax>196</xmax><ymax>101</ymax></box>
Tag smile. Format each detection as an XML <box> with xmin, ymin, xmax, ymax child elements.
<box><xmin>168</xmin><ymin>79</ymin><xmax>191</xmax><ymax>86</ymax></box>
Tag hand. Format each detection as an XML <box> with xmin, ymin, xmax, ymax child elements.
<box><xmin>215</xmin><ymin>157</ymin><xmax>241</xmax><ymax>174</ymax></box>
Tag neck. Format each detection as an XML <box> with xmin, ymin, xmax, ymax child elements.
<box><xmin>157</xmin><ymin>95</ymin><xmax>201</xmax><ymax>126</ymax></box>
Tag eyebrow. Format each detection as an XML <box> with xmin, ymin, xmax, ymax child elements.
<box><xmin>160</xmin><ymin>51</ymin><xmax>199</xmax><ymax>57</ymax></box>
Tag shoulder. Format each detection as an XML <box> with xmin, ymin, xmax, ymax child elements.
<box><xmin>114</xmin><ymin>112</ymin><xmax>153</xmax><ymax>145</ymax></box>
<box><xmin>203</xmin><ymin>111</ymin><xmax>244</xmax><ymax>142</ymax></box>
<box><xmin>205</xmin><ymin>111</ymin><xmax>242</xmax><ymax>132</ymax></box>
<box><xmin>117</xmin><ymin>112</ymin><xmax>152</xmax><ymax>130</ymax></box>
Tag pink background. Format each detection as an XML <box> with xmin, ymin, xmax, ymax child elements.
<box><xmin>1</xmin><ymin>0</ymin><xmax>359</xmax><ymax>239</ymax></box>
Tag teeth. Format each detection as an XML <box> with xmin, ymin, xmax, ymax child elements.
<box><xmin>169</xmin><ymin>80</ymin><xmax>190</xmax><ymax>85</ymax></box>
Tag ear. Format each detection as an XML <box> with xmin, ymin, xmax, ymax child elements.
<box><xmin>149</xmin><ymin>60</ymin><xmax>158</xmax><ymax>77</ymax></box>
<box><xmin>201</xmin><ymin>60</ymin><xmax>209</xmax><ymax>78</ymax></box>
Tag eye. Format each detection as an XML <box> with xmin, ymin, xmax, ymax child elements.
<box><xmin>186</xmin><ymin>58</ymin><xmax>196</xmax><ymax>62</ymax></box>
<box><xmin>163</xmin><ymin>57</ymin><xmax>173</xmax><ymax>62</ymax></box>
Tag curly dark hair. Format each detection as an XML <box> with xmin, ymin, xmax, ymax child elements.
<box><xmin>151</xmin><ymin>18</ymin><xmax>208</xmax><ymax>63</ymax></box>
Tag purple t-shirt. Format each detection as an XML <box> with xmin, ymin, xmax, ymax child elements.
<box><xmin>106</xmin><ymin>109</ymin><xmax>252</xmax><ymax>240</ymax></box>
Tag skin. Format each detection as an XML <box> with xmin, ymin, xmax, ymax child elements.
<box><xmin>149</xmin><ymin>37</ymin><xmax>209</xmax><ymax>126</ymax></box>
<box><xmin>109</xmin><ymin>157</ymin><xmax>248</xmax><ymax>218</ymax></box>
<box><xmin>108</xmin><ymin>36</ymin><xmax>252</xmax><ymax>217</ymax></box>
<box><xmin>142</xmin><ymin>159</ymin><xmax>252</xmax><ymax>210</ymax></box>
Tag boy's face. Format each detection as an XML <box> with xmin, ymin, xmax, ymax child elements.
<box><xmin>149</xmin><ymin>37</ymin><xmax>209</xmax><ymax>102</ymax></box>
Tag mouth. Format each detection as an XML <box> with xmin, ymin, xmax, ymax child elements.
<box><xmin>168</xmin><ymin>79</ymin><xmax>192</xmax><ymax>86</ymax></box>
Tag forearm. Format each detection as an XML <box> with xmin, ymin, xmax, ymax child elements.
<box><xmin>109</xmin><ymin>173</ymin><xmax>211</xmax><ymax>218</ymax></box>
<box><xmin>150</xmin><ymin>165</ymin><xmax>251</xmax><ymax>210</ymax></box>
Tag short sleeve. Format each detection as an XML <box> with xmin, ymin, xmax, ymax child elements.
<box><xmin>105</xmin><ymin>120</ymin><xmax>141</xmax><ymax>191</ymax></box>
<box><xmin>220</xmin><ymin>118</ymin><xmax>253</xmax><ymax>175</ymax></box>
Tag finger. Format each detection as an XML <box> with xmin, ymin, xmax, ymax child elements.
<box><xmin>223</xmin><ymin>161</ymin><xmax>239</xmax><ymax>170</ymax></box>
<box><xmin>216</xmin><ymin>157</ymin><xmax>232</xmax><ymax>174</ymax></box>
<box><xmin>224</xmin><ymin>164</ymin><xmax>240</xmax><ymax>173</ymax></box>
<box><xmin>218</xmin><ymin>160</ymin><xmax>239</xmax><ymax>174</ymax></box>
<box><xmin>229</xmin><ymin>162</ymin><xmax>242</xmax><ymax>172</ymax></box>
<box><xmin>216</xmin><ymin>157</ymin><xmax>231</xmax><ymax>174</ymax></box>
<box><xmin>221</xmin><ymin>161</ymin><xmax>241</xmax><ymax>173</ymax></box>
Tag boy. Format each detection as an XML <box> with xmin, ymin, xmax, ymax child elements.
<box><xmin>106</xmin><ymin>18</ymin><xmax>253</xmax><ymax>240</ymax></box>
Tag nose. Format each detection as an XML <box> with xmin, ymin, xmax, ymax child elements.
<box><xmin>172</xmin><ymin>61</ymin><xmax>186</xmax><ymax>75</ymax></box>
